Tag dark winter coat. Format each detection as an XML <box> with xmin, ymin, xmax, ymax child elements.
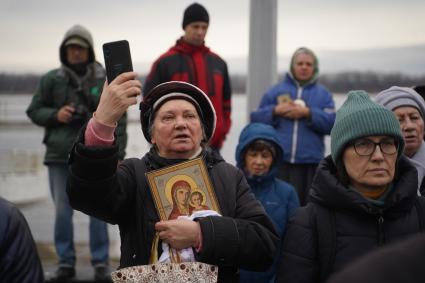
<box><xmin>143</xmin><ymin>38</ymin><xmax>232</xmax><ymax>149</ymax></box>
<box><xmin>67</xmin><ymin>134</ymin><xmax>278</xmax><ymax>283</ymax></box>
<box><xmin>0</xmin><ymin>197</ymin><xmax>44</xmax><ymax>283</ymax></box>
<box><xmin>26</xmin><ymin>25</ymin><xmax>127</xmax><ymax>162</ymax></box>
<box><xmin>277</xmin><ymin>155</ymin><xmax>425</xmax><ymax>283</ymax></box>
<box><xmin>326</xmin><ymin>233</ymin><xmax>425</xmax><ymax>283</ymax></box>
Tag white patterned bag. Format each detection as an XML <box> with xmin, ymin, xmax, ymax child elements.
<box><xmin>111</xmin><ymin>261</ymin><xmax>218</xmax><ymax>283</ymax></box>
<box><xmin>111</xmin><ymin>212</ymin><xmax>220</xmax><ymax>283</ymax></box>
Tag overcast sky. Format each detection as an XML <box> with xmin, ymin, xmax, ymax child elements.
<box><xmin>1</xmin><ymin>0</ymin><xmax>424</xmax><ymax>74</ymax></box>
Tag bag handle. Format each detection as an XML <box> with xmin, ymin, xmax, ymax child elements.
<box><xmin>148</xmin><ymin>233</ymin><xmax>181</xmax><ymax>264</ymax></box>
<box><xmin>169</xmin><ymin>247</ymin><xmax>182</xmax><ymax>263</ymax></box>
<box><xmin>149</xmin><ymin>233</ymin><xmax>160</xmax><ymax>264</ymax></box>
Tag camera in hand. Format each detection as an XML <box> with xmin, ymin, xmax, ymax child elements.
<box><xmin>70</xmin><ymin>104</ymin><xmax>90</xmax><ymax>126</ymax></box>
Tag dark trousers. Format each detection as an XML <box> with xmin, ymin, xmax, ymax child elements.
<box><xmin>277</xmin><ymin>162</ymin><xmax>318</xmax><ymax>206</ymax></box>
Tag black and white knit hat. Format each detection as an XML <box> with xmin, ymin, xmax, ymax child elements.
<box><xmin>375</xmin><ymin>86</ymin><xmax>425</xmax><ymax>118</ymax></box>
<box><xmin>139</xmin><ymin>81</ymin><xmax>216</xmax><ymax>143</ymax></box>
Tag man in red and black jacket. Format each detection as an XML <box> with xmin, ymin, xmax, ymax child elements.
<box><xmin>144</xmin><ymin>2</ymin><xmax>232</xmax><ymax>151</ymax></box>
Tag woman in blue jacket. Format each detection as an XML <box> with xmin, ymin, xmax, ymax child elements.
<box><xmin>236</xmin><ymin>123</ymin><xmax>300</xmax><ymax>283</ymax></box>
<box><xmin>251</xmin><ymin>47</ymin><xmax>336</xmax><ymax>205</ymax></box>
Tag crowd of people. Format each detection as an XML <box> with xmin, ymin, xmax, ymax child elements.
<box><xmin>0</xmin><ymin>2</ymin><xmax>422</xmax><ymax>283</ymax></box>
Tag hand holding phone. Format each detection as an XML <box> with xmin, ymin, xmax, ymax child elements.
<box><xmin>103</xmin><ymin>40</ymin><xmax>133</xmax><ymax>84</ymax></box>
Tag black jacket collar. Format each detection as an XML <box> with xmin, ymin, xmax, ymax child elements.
<box><xmin>309</xmin><ymin>155</ymin><xmax>418</xmax><ymax>216</ymax></box>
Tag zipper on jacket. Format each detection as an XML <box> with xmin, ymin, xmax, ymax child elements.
<box><xmin>290</xmin><ymin>86</ymin><xmax>303</xmax><ymax>163</ymax></box>
<box><xmin>377</xmin><ymin>215</ymin><xmax>385</xmax><ymax>246</ymax></box>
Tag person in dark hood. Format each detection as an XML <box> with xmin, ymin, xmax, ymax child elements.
<box><xmin>26</xmin><ymin>24</ymin><xmax>127</xmax><ymax>281</ymax></box>
<box><xmin>236</xmin><ymin>123</ymin><xmax>299</xmax><ymax>283</ymax></box>
<box><xmin>143</xmin><ymin>2</ymin><xmax>232</xmax><ymax>152</ymax></box>
<box><xmin>66</xmin><ymin>78</ymin><xmax>278</xmax><ymax>282</ymax></box>
<box><xmin>251</xmin><ymin>47</ymin><xmax>336</xmax><ymax>206</ymax></box>
<box><xmin>276</xmin><ymin>90</ymin><xmax>425</xmax><ymax>283</ymax></box>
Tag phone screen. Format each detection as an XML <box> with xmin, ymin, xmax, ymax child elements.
<box><xmin>103</xmin><ymin>40</ymin><xmax>133</xmax><ymax>83</ymax></box>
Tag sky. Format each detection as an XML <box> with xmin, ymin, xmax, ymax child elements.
<box><xmin>1</xmin><ymin>0</ymin><xmax>425</xmax><ymax>74</ymax></box>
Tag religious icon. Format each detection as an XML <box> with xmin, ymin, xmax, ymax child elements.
<box><xmin>277</xmin><ymin>94</ymin><xmax>292</xmax><ymax>104</ymax></box>
<box><xmin>146</xmin><ymin>158</ymin><xmax>220</xmax><ymax>220</ymax></box>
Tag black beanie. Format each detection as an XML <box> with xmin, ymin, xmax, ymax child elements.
<box><xmin>182</xmin><ymin>3</ymin><xmax>209</xmax><ymax>29</ymax></box>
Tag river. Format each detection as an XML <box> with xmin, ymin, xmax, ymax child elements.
<box><xmin>0</xmin><ymin>93</ymin><xmax>347</xmax><ymax>202</ymax></box>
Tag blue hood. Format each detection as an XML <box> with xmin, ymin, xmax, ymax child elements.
<box><xmin>235</xmin><ymin>123</ymin><xmax>284</xmax><ymax>177</ymax></box>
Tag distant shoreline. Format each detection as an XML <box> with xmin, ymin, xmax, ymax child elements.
<box><xmin>1</xmin><ymin>71</ymin><xmax>425</xmax><ymax>95</ymax></box>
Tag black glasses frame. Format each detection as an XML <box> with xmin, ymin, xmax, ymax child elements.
<box><xmin>351</xmin><ymin>139</ymin><xmax>398</xmax><ymax>156</ymax></box>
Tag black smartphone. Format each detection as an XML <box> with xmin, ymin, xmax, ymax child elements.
<box><xmin>103</xmin><ymin>40</ymin><xmax>133</xmax><ymax>84</ymax></box>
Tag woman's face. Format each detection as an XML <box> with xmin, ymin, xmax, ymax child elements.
<box><xmin>343</xmin><ymin>135</ymin><xmax>397</xmax><ymax>192</ymax></box>
<box><xmin>151</xmin><ymin>99</ymin><xmax>203</xmax><ymax>159</ymax></box>
<box><xmin>176</xmin><ymin>187</ymin><xmax>190</xmax><ymax>206</ymax></box>
<box><xmin>393</xmin><ymin>106</ymin><xmax>424</xmax><ymax>158</ymax></box>
<box><xmin>292</xmin><ymin>53</ymin><xmax>315</xmax><ymax>82</ymax></box>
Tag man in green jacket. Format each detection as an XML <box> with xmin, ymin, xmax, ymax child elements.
<box><xmin>26</xmin><ymin>24</ymin><xmax>127</xmax><ymax>281</ymax></box>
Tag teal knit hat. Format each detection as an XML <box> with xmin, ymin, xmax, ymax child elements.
<box><xmin>330</xmin><ymin>90</ymin><xmax>404</xmax><ymax>162</ymax></box>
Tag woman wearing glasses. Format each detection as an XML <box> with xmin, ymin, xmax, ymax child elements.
<box><xmin>276</xmin><ymin>91</ymin><xmax>425</xmax><ymax>283</ymax></box>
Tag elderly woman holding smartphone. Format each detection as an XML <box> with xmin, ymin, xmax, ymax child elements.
<box><xmin>277</xmin><ymin>91</ymin><xmax>425</xmax><ymax>283</ymax></box>
<box><xmin>66</xmin><ymin>72</ymin><xmax>278</xmax><ymax>282</ymax></box>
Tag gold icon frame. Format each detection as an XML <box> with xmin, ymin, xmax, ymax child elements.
<box><xmin>146</xmin><ymin>158</ymin><xmax>221</xmax><ymax>220</ymax></box>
